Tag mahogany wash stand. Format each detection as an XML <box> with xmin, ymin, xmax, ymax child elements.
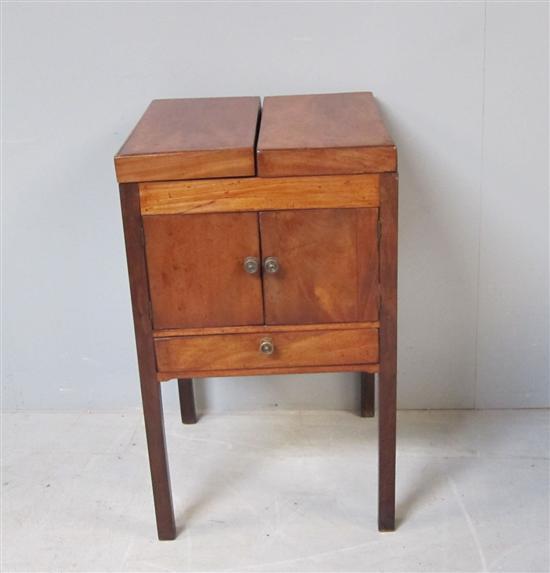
<box><xmin>114</xmin><ymin>92</ymin><xmax>398</xmax><ymax>539</ymax></box>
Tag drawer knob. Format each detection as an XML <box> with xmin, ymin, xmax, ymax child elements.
<box><xmin>259</xmin><ymin>337</ymin><xmax>274</xmax><ymax>355</ymax></box>
<box><xmin>264</xmin><ymin>256</ymin><xmax>280</xmax><ymax>274</ymax></box>
<box><xmin>243</xmin><ymin>256</ymin><xmax>260</xmax><ymax>274</ymax></box>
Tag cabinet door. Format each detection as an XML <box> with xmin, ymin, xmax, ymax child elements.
<box><xmin>260</xmin><ymin>208</ymin><xmax>379</xmax><ymax>324</ymax></box>
<box><xmin>143</xmin><ymin>212</ymin><xmax>263</xmax><ymax>329</ymax></box>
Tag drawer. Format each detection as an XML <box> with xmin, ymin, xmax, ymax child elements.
<box><xmin>155</xmin><ymin>327</ymin><xmax>378</xmax><ymax>373</ymax></box>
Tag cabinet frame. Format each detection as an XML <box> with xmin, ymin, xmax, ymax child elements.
<box><xmin>120</xmin><ymin>171</ymin><xmax>397</xmax><ymax>539</ymax></box>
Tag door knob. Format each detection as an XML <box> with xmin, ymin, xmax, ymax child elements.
<box><xmin>263</xmin><ymin>256</ymin><xmax>280</xmax><ymax>274</ymax></box>
<box><xmin>243</xmin><ymin>256</ymin><xmax>260</xmax><ymax>274</ymax></box>
<box><xmin>259</xmin><ymin>337</ymin><xmax>274</xmax><ymax>355</ymax></box>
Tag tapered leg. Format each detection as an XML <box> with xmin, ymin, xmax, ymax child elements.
<box><xmin>178</xmin><ymin>378</ymin><xmax>198</xmax><ymax>424</ymax></box>
<box><xmin>378</xmin><ymin>173</ymin><xmax>398</xmax><ymax>532</ymax></box>
<box><xmin>120</xmin><ymin>183</ymin><xmax>176</xmax><ymax>540</ymax></box>
<box><xmin>360</xmin><ymin>372</ymin><xmax>375</xmax><ymax>417</ymax></box>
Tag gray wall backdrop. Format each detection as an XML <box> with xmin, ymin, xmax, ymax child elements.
<box><xmin>2</xmin><ymin>1</ymin><xmax>548</xmax><ymax>412</ymax></box>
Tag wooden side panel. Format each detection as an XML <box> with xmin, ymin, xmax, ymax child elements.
<box><xmin>139</xmin><ymin>174</ymin><xmax>380</xmax><ymax>216</ymax></box>
<box><xmin>155</xmin><ymin>328</ymin><xmax>379</xmax><ymax>373</ymax></box>
<box><xmin>119</xmin><ymin>183</ymin><xmax>175</xmax><ymax>540</ymax></box>
<box><xmin>260</xmin><ymin>208</ymin><xmax>379</xmax><ymax>325</ymax></box>
<box><xmin>378</xmin><ymin>172</ymin><xmax>398</xmax><ymax>531</ymax></box>
<box><xmin>143</xmin><ymin>212</ymin><xmax>263</xmax><ymax>329</ymax></box>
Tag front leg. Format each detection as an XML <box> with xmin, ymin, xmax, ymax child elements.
<box><xmin>120</xmin><ymin>182</ymin><xmax>176</xmax><ymax>540</ymax></box>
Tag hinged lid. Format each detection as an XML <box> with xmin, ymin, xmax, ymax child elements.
<box><xmin>115</xmin><ymin>97</ymin><xmax>260</xmax><ymax>183</ymax></box>
<box><xmin>256</xmin><ymin>92</ymin><xmax>396</xmax><ymax>177</ymax></box>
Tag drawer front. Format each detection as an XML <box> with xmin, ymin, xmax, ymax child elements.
<box><xmin>155</xmin><ymin>328</ymin><xmax>378</xmax><ymax>373</ymax></box>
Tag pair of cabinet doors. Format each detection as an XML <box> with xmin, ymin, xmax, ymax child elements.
<box><xmin>144</xmin><ymin>207</ymin><xmax>380</xmax><ymax>330</ymax></box>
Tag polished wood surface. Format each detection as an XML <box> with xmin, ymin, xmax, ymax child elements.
<box><xmin>115</xmin><ymin>97</ymin><xmax>260</xmax><ymax>183</ymax></box>
<box><xmin>153</xmin><ymin>320</ymin><xmax>380</xmax><ymax>339</ymax></box>
<box><xmin>378</xmin><ymin>172</ymin><xmax>398</xmax><ymax>532</ymax></box>
<box><xmin>257</xmin><ymin>92</ymin><xmax>396</xmax><ymax>177</ymax></box>
<box><xmin>177</xmin><ymin>378</ymin><xmax>197</xmax><ymax>425</ymax></box>
<box><xmin>260</xmin><ymin>208</ymin><xmax>379</xmax><ymax>324</ymax></box>
<box><xmin>155</xmin><ymin>328</ymin><xmax>378</xmax><ymax>373</ymax></box>
<box><xmin>139</xmin><ymin>174</ymin><xmax>380</xmax><ymax>216</ymax></box>
<box><xmin>119</xmin><ymin>183</ymin><xmax>176</xmax><ymax>540</ymax></box>
<box><xmin>258</xmin><ymin>147</ymin><xmax>396</xmax><ymax>179</ymax></box>
<box><xmin>143</xmin><ymin>212</ymin><xmax>263</xmax><ymax>329</ymax></box>
<box><xmin>158</xmin><ymin>363</ymin><xmax>378</xmax><ymax>382</ymax></box>
<box><xmin>116</xmin><ymin>91</ymin><xmax>398</xmax><ymax>538</ymax></box>
<box><xmin>117</xmin><ymin>149</ymin><xmax>254</xmax><ymax>185</ymax></box>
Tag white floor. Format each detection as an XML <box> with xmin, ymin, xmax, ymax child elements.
<box><xmin>2</xmin><ymin>409</ymin><xmax>549</xmax><ymax>573</ymax></box>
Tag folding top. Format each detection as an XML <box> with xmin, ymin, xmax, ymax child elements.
<box><xmin>115</xmin><ymin>97</ymin><xmax>261</xmax><ymax>183</ymax></box>
<box><xmin>256</xmin><ymin>92</ymin><xmax>396</xmax><ymax>177</ymax></box>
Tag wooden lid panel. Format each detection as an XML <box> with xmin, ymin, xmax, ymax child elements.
<box><xmin>256</xmin><ymin>92</ymin><xmax>396</xmax><ymax>177</ymax></box>
<box><xmin>115</xmin><ymin>97</ymin><xmax>260</xmax><ymax>183</ymax></box>
<box><xmin>115</xmin><ymin>92</ymin><xmax>396</xmax><ymax>182</ymax></box>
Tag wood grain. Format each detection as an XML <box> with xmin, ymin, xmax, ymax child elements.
<box><xmin>153</xmin><ymin>321</ymin><xmax>380</xmax><ymax>339</ymax></box>
<box><xmin>116</xmin><ymin>148</ymin><xmax>255</xmax><ymax>184</ymax></box>
<box><xmin>143</xmin><ymin>212</ymin><xmax>263</xmax><ymax>329</ymax></box>
<box><xmin>155</xmin><ymin>328</ymin><xmax>378</xmax><ymax>373</ymax></box>
<box><xmin>257</xmin><ymin>92</ymin><xmax>396</xmax><ymax>177</ymax></box>
<box><xmin>116</xmin><ymin>91</ymin><xmax>399</xmax><ymax>538</ymax></box>
<box><xmin>115</xmin><ymin>97</ymin><xmax>260</xmax><ymax>183</ymax></box>
<box><xmin>258</xmin><ymin>147</ymin><xmax>396</xmax><ymax>178</ymax></box>
<box><xmin>378</xmin><ymin>172</ymin><xmax>398</xmax><ymax>532</ymax></box>
<box><xmin>119</xmin><ymin>183</ymin><xmax>176</xmax><ymax>540</ymax></box>
<box><xmin>158</xmin><ymin>363</ymin><xmax>379</xmax><ymax>381</ymax></box>
<box><xmin>139</xmin><ymin>174</ymin><xmax>380</xmax><ymax>216</ymax></box>
<box><xmin>260</xmin><ymin>208</ymin><xmax>379</xmax><ymax>324</ymax></box>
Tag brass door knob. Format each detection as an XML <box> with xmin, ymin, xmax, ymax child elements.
<box><xmin>243</xmin><ymin>256</ymin><xmax>260</xmax><ymax>274</ymax></box>
<box><xmin>259</xmin><ymin>337</ymin><xmax>274</xmax><ymax>355</ymax></box>
<box><xmin>263</xmin><ymin>256</ymin><xmax>280</xmax><ymax>274</ymax></box>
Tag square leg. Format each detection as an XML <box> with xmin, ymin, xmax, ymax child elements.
<box><xmin>120</xmin><ymin>182</ymin><xmax>176</xmax><ymax>540</ymax></box>
<box><xmin>178</xmin><ymin>378</ymin><xmax>198</xmax><ymax>424</ymax></box>
<box><xmin>378</xmin><ymin>365</ymin><xmax>396</xmax><ymax>531</ymax></box>
<box><xmin>378</xmin><ymin>172</ymin><xmax>398</xmax><ymax>532</ymax></box>
<box><xmin>360</xmin><ymin>372</ymin><xmax>375</xmax><ymax>417</ymax></box>
<box><xmin>141</xmin><ymin>381</ymin><xmax>177</xmax><ymax>540</ymax></box>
